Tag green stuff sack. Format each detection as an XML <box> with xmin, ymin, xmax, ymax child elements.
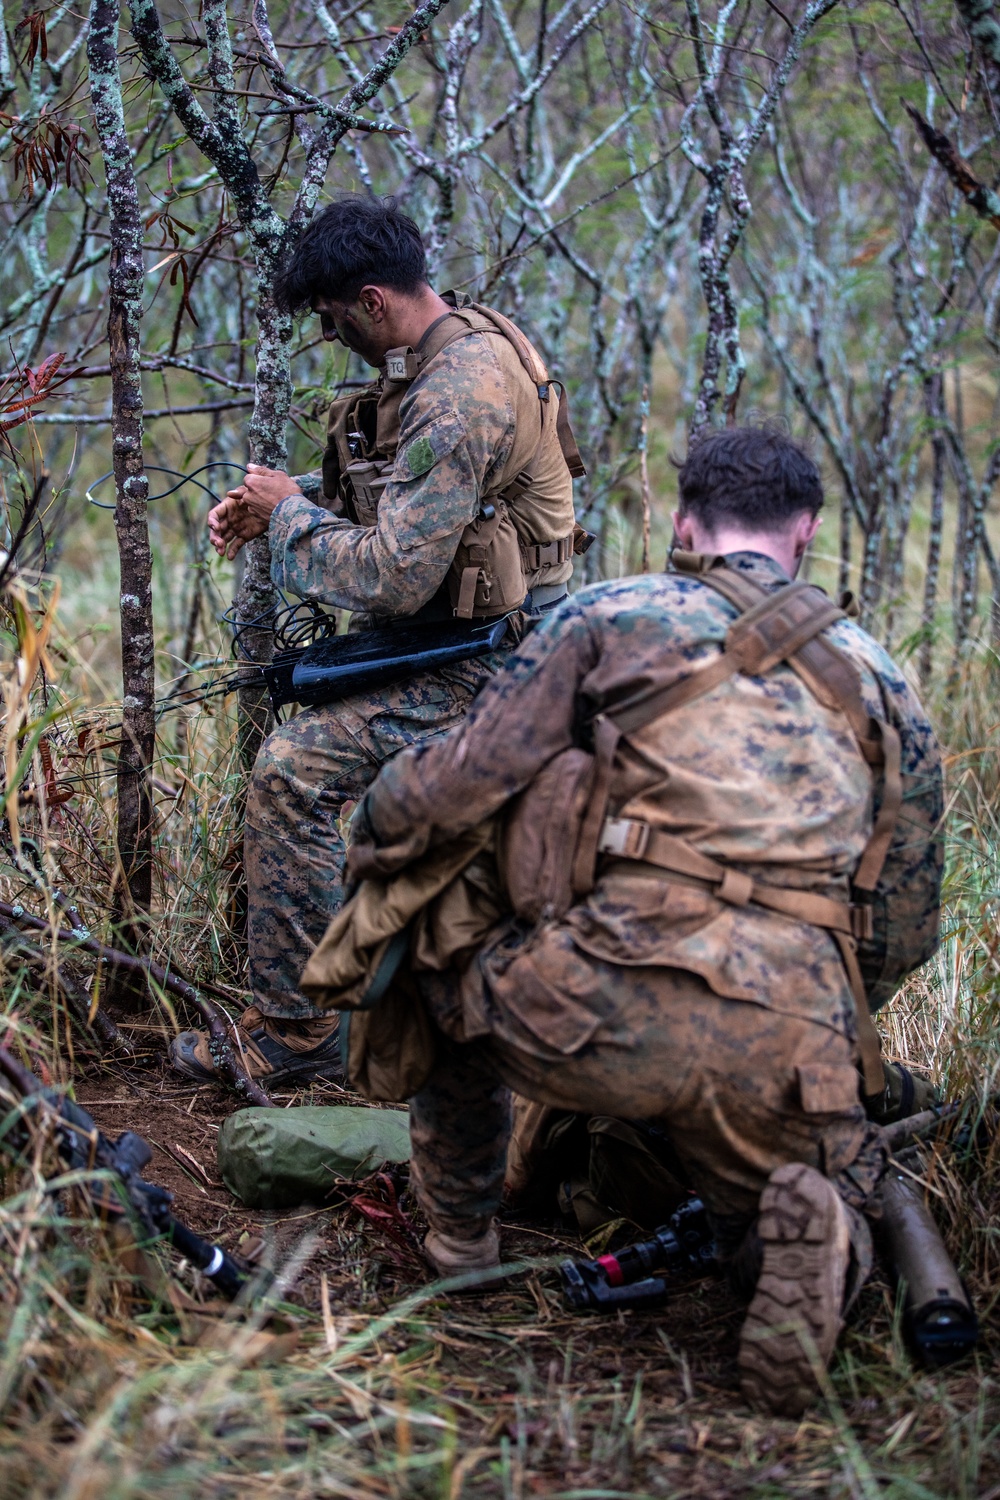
<box><xmin>218</xmin><ymin>1105</ymin><xmax>411</xmax><ymax>1209</ymax></box>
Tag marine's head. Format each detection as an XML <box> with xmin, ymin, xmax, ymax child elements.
<box><xmin>274</xmin><ymin>195</ymin><xmax>444</xmax><ymax>368</ymax></box>
<box><xmin>672</xmin><ymin>424</ymin><xmax>823</xmax><ymax>578</ymax></box>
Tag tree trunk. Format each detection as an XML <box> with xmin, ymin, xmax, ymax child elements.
<box><xmin>88</xmin><ymin>0</ymin><xmax>154</xmax><ymax>980</ymax></box>
<box><xmin>233</xmin><ymin>279</ymin><xmax>290</xmax><ymax>773</ymax></box>
<box><xmin>919</xmin><ymin>373</ymin><xmax>945</xmax><ymax>688</ymax></box>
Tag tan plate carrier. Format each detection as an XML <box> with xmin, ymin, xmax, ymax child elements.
<box><xmin>502</xmin><ymin>552</ymin><xmax>901</xmax><ymax>1097</ymax></box>
<box><xmin>324</xmin><ymin>297</ymin><xmax>590</xmax><ymax>619</ymax></box>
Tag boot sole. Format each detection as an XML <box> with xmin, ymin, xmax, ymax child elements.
<box><xmin>738</xmin><ymin>1163</ymin><xmax>850</xmax><ymax>1418</ymax></box>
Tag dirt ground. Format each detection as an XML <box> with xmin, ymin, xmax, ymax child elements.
<box><xmin>69</xmin><ymin>1048</ymin><xmax>996</xmax><ymax>1498</ymax></box>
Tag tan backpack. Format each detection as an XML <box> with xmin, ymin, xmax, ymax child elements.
<box><xmin>498</xmin><ymin>553</ymin><xmax>902</xmax><ymax>1098</ymax></box>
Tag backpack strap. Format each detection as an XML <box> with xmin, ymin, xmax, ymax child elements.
<box><xmin>571</xmin><ymin>571</ymin><xmax>850</xmax><ymax>893</ymax></box>
<box><xmin>687</xmin><ymin>555</ymin><xmax>904</xmax><ymax>911</ymax></box>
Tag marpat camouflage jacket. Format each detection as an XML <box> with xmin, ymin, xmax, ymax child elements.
<box><xmin>268</xmin><ymin>321</ymin><xmax>574</xmax><ymax>620</ymax></box>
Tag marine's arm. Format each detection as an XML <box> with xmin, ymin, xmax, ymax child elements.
<box><xmin>289</xmin><ymin>469</ymin><xmax>327</xmax><ymax>505</ymax></box>
<box><xmin>208</xmin><ymin>463</ymin><xmax>467</xmax><ymax>614</ymax></box>
<box><xmin>273</xmin><ymin>347</ymin><xmax>516</xmax><ymax>615</ymax></box>
<box><xmin>853</xmin><ymin>637</ymin><xmax>944</xmax><ymax>1009</ymax></box>
<box><xmin>267</xmin><ymin>422</ymin><xmax>475</xmax><ymax>615</ymax></box>
<box><xmin>355</xmin><ymin>600</ymin><xmax>599</xmax><ymax>871</ymax></box>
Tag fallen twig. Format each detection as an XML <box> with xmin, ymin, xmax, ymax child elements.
<box><xmin>881</xmin><ymin>1102</ymin><xmax>962</xmax><ymax>1153</ymax></box>
<box><xmin>0</xmin><ymin>899</ymin><xmax>272</xmax><ymax>1107</ymax></box>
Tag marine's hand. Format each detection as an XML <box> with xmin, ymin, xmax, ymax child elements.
<box><xmin>207</xmin><ymin>466</ymin><xmax>300</xmax><ymax>559</ymax></box>
<box><xmin>207</xmin><ymin>495</ymin><xmax>258</xmax><ymax>559</ymax></box>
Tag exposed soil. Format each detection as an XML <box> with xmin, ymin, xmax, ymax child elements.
<box><xmin>63</xmin><ymin>1044</ymin><xmax>997</xmax><ymax>1498</ymax></box>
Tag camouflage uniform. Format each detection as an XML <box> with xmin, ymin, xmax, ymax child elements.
<box><xmin>247</xmin><ymin>655</ymin><xmax>506</xmax><ymax>1018</ymax></box>
<box><xmin>358</xmin><ymin>553</ymin><xmax>943</xmax><ymax>1243</ymax></box>
<box><xmin>249</xmin><ymin>302</ymin><xmax>576</xmax><ymax>1021</ymax></box>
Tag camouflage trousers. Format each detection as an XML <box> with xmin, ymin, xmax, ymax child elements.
<box><xmin>409</xmin><ymin>947</ymin><xmax>888</xmax><ymax>1250</ymax></box>
<box><xmin>245</xmin><ymin>653</ymin><xmax>508</xmax><ymax>1019</ymax></box>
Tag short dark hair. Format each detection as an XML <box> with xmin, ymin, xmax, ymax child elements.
<box><xmin>274</xmin><ymin>195</ymin><xmax>428</xmax><ymax>311</ymax></box>
<box><xmin>676</xmin><ymin>424</ymin><xmax>823</xmax><ymax>532</ymax></box>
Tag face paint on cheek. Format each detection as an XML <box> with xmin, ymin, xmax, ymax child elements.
<box><xmin>338</xmin><ymin>318</ymin><xmax>365</xmax><ymax>351</ymax></box>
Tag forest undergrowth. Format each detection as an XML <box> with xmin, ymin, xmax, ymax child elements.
<box><xmin>0</xmin><ymin>561</ymin><xmax>997</xmax><ymax>1500</ymax></box>
<box><xmin>4</xmin><ymin>0</ymin><xmax>1000</xmax><ymax>1490</ymax></box>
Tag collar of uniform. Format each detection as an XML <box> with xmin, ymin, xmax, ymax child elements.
<box><xmin>382</xmin><ymin>298</ymin><xmax>471</xmax><ymax>382</ymax></box>
<box><xmin>670</xmin><ymin>547</ymin><xmax>793</xmax><ymax>591</ymax></box>
<box><xmin>415</xmin><ymin>310</ymin><xmax>454</xmax><ymax>353</ymax></box>
<box><xmin>412</xmin><ymin>292</ymin><xmax>478</xmax><ymax>360</ymax></box>
<box><xmin>717</xmin><ymin>550</ymin><xmax>793</xmax><ymax>590</ymax></box>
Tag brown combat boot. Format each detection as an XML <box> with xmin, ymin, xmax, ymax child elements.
<box><xmin>738</xmin><ymin>1163</ymin><xmax>852</xmax><ymax>1417</ymax></box>
<box><xmin>424</xmin><ymin>1224</ymin><xmax>501</xmax><ymax>1289</ymax></box>
<box><xmin>168</xmin><ymin>1005</ymin><xmax>342</xmax><ymax>1085</ymax></box>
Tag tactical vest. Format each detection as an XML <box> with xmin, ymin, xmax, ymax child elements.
<box><xmin>321</xmin><ymin>295</ymin><xmax>589</xmax><ymax>619</ymax></box>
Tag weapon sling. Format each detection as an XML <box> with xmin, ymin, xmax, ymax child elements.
<box><xmin>569</xmin><ymin>553</ymin><xmax>902</xmax><ymax>1097</ymax></box>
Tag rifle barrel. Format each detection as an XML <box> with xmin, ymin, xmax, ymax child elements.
<box><xmin>0</xmin><ymin>1042</ymin><xmax>254</xmax><ymax>1301</ymax></box>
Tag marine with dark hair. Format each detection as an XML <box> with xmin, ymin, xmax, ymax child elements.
<box><xmin>336</xmin><ymin>422</ymin><xmax>943</xmax><ymax>1415</ymax></box>
<box><xmin>170</xmin><ymin>195</ymin><xmax>586</xmax><ymax>1083</ymax></box>
<box><xmin>675</xmin><ymin>422</ymin><xmax>824</xmax><ymax>530</ymax></box>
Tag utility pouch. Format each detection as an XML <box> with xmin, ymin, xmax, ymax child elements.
<box><xmin>573</xmin><ymin>522</ymin><xmax>597</xmax><ymax>556</ymax></box>
<box><xmin>323</xmin><ymin>385</ymin><xmax>384</xmax><ymax>510</ymax></box>
<box><xmin>321</xmin><ymin>443</ymin><xmax>342</xmax><ymax>504</ymax></box>
<box><xmin>344</xmin><ymin>459</ymin><xmax>393</xmax><ymax>527</ymax></box>
<box><xmin>449</xmin><ymin>503</ymin><xmax>528</xmax><ymax>618</ymax></box>
<box><xmin>499</xmin><ymin>748</ymin><xmax>597</xmax><ymax>921</ymax></box>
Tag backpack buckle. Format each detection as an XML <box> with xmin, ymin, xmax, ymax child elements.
<box><xmin>850</xmin><ymin>903</ymin><xmax>874</xmax><ymax>941</ymax></box>
<box><xmin>598</xmin><ymin>818</ymin><xmax>650</xmax><ymax>859</ymax></box>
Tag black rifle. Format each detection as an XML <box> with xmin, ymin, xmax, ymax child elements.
<box><xmin>0</xmin><ymin>1044</ymin><xmax>253</xmax><ymax>1300</ymax></box>
<box><xmin>560</xmin><ymin>1112</ymin><xmax>979</xmax><ymax>1369</ymax></box>
<box><xmin>262</xmin><ymin>614</ymin><xmax>512</xmax><ymax>712</ymax></box>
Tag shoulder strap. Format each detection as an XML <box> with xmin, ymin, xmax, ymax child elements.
<box><xmin>413</xmin><ymin>301</ymin><xmax>549</xmax><ymax>381</ymax></box>
<box><xmin>690</xmin><ymin>557</ymin><xmax>883</xmax><ymax>766</ymax></box>
<box><xmin>468</xmin><ymin>302</ymin><xmax>550</xmax><ymax>386</ymax></box>
<box><xmin>680</xmin><ymin>559</ymin><xmax>902</xmax><ymax>896</ymax></box>
<box><xmin>574</xmin><ymin>554</ymin><xmax>902</xmax><ymax>916</ymax></box>
<box><xmin>689</xmin><ymin>560</ymin><xmax>904</xmax><ymax>901</ymax></box>
<box><xmin>410</xmin><ymin>296</ymin><xmax>588</xmax><ymax>481</ymax></box>
<box><xmin>448</xmin><ymin>298</ymin><xmax>587</xmax><ymax>478</ymax></box>
<box><xmin>570</xmin><ymin>572</ymin><xmax>846</xmax><ymax>893</ymax></box>
<box><xmin>416</xmin><ymin>308</ymin><xmax>484</xmax><ymax>366</ymax></box>
<box><xmin>606</xmin><ymin>575</ymin><xmax>844</xmax><ymax>734</ymax></box>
